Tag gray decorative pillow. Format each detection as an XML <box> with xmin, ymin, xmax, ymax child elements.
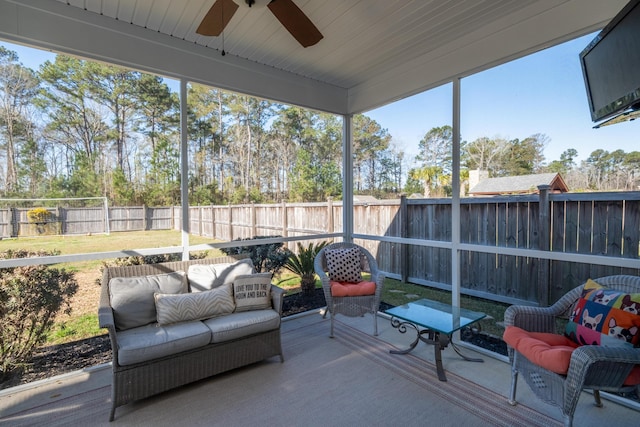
<box><xmin>109</xmin><ymin>271</ymin><xmax>187</xmax><ymax>330</ymax></box>
<box><xmin>187</xmin><ymin>264</ymin><xmax>219</xmax><ymax>292</ymax></box>
<box><xmin>154</xmin><ymin>283</ymin><xmax>235</xmax><ymax>325</ymax></box>
<box><xmin>325</xmin><ymin>247</ymin><xmax>363</xmax><ymax>283</ymax></box>
<box><xmin>233</xmin><ymin>273</ymin><xmax>273</xmax><ymax>312</ymax></box>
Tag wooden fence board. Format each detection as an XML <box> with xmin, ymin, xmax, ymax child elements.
<box><xmin>624</xmin><ymin>200</ymin><xmax>640</xmax><ymax>258</ymax></box>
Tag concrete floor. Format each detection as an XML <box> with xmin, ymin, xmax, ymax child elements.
<box><xmin>1</xmin><ymin>310</ymin><xmax>639</xmax><ymax>426</ymax></box>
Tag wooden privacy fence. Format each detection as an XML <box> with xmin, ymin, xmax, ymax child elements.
<box><xmin>1</xmin><ymin>191</ymin><xmax>638</xmax><ymax>306</ymax></box>
<box><xmin>180</xmin><ymin>189</ymin><xmax>640</xmax><ymax>306</ymax></box>
<box><xmin>357</xmin><ymin>188</ymin><xmax>640</xmax><ymax>306</ymax></box>
<box><xmin>0</xmin><ymin>206</ymin><xmax>174</xmax><ymax>237</ymax></box>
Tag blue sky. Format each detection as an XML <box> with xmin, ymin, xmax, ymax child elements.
<box><xmin>366</xmin><ymin>32</ymin><xmax>638</xmax><ymax>167</ymax></box>
<box><xmin>3</xmin><ymin>33</ymin><xmax>638</xmax><ymax>167</ymax></box>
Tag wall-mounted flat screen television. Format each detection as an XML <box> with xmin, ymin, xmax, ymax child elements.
<box><xmin>580</xmin><ymin>0</ymin><xmax>640</xmax><ymax>127</ymax></box>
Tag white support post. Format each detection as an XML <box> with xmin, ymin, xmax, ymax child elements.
<box><xmin>452</xmin><ymin>78</ymin><xmax>462</xmax><ymax>309</ymax></box>
<box><xmin>180</xmin><ymin>79</ymin><xmax>190</xmax><ymax>260</ymax></box>
<box><xmin>342</xmin><ymin>114</ymin><xmax>354</xmax><ymax>243</ymax></box>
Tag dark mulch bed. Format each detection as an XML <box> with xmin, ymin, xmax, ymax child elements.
<box><xmin>1</xmin><ymin>289</ymin><xmax>508</xmax><ymax>390</ymax></box>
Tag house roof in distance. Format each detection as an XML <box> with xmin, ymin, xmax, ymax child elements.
<box><xmin>469</xmin><ymin>173</ymin><xmax>568</xmax><ymax>195</ymax></box>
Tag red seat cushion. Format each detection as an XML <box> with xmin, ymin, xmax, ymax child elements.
<box><xmin>330</xmin><ymin>280</ymin><xmax>376</xmax><ymax>297</ymax></box>
<box><xmin>504</xmin><ymin>326</ymin><xmax>578</xmax><ymax>375</ymax></box>
<box><xmin>504</xmin><ymin>326</ymin><xmax>640</xmax><ymax>385</ymax></box>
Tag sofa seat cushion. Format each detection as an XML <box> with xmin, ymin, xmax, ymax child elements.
<box><xmin>116</xmin><ymin>321</ymin><xmax>211</xmax><ymax>366</ymax></box>
<box><xmin>330</xmin><ymin>280</ymin><xmax>376</xmax><ymax>297</ymax></box>
<box><xmin>203</xmin><ymin>309</ymin><xmax>280</xmax><ymax>343</ymax></box>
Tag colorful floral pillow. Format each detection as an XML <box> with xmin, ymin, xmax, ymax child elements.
<box><xmin>565</xmin><ymin>279</ymin><xmax>640</xmax><ymax>348</ymax></box>
<box><xmin>325</xmin><ymin>247</ymin><xmax>363</xmax><ymax>284</ymax></box>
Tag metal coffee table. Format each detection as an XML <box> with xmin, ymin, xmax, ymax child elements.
<box><xmin>385</xmin><ymin>298</ymin><xmax>486</xmax><ymax>381</ymax></box>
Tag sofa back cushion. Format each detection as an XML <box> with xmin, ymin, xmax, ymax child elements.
<box><xmin>109</xmin><ymin>271</ymin><xmax>187</xmax><ymax>330</ymax></box>
<box><xmin>187</xmin><ymin>264</ymin><xmax>219</xmax><ymax>292</ymax></box>
<box><xmin>565</xmin><ymin>278</ymin><xmax>640</xmax><ymax>347</ymax></box>
<box><xmin>188</xmin><ymin>258</ymin><xmax>255</xmax><ymax>292</ymax></box>
<box><xmin>155</xmin><ymin>283</ymin><xmax>235</xmax><ymax>325</ymax></box>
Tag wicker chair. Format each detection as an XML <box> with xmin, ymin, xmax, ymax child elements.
<box><xmin>314</xmin><ymin>242</ymin><xmax>384</xmax><ymax>337</ymax></box>
<box><xmin>504</xmin><ymin>275</ymin><xmax>640</xmax><ymax>427</ymax></box>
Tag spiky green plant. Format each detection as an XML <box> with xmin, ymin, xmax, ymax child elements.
<box><xmin>285</xmin><ymin>241</ymin><xmax>329</xmax><ymax>297</ymax></box>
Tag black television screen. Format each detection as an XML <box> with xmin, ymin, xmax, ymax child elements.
<box><xmin>580</xmin><ymin>0</ymin><xmax>640</xmax><ymax>125</ymax></box>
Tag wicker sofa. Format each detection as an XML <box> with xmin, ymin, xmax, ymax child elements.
<box><xmin>98</xmin><ymin>254</ymin><xmax>285</xmax><ymax>421</ymax></box>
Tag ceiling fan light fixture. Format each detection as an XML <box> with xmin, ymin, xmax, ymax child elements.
<box><xmin>244</xmin><ymin>0</ymin><xmax>270</xmax><ymax>8</ymax></box>
<box><xmin>197</xmin><ymin>0</ymin><xmax>323</xmax><ymax>48</ymax></box>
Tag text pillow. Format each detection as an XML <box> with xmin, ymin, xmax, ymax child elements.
<box><xmin>233</xmin><ymin>273</ymin><xmax>272</xmax><ymax>312</ymax></box>
<box><xmin>565</xmin><ymin>279</ymin><xmax>640</xmax><ymax>348</ymax></box>
<box><xmin>187</xmin><ymin>264</ymin><xmax>219</xmax><ymax>292</ymax></box>
<box><xmin>154</xmin><ymin>283</ymin><xmax>235</xmax><ymax>325</ymax></box>
<box><xmin>325</xmin><ymin>247</ymin><xmax>363</xmax><ymax>283</ymax></box>
<box><xmin>109</xmin><ymin>271</ymin><xmax>187</xmax><ymax>330</ymax></box>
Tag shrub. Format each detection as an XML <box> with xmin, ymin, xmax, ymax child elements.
<box><xmin>285</xmin><ymin>241</ymin><xmax>329</xmax><ymax>297</ymax></box>
<box><xmin>0</xmin><ymin>250</ymin><xmax>78</xmax><ymax>381</ymax></box>
<box><xmin>220</xmin><ymin>236</ymin><xmax>291</xmax><ymax>275</ymax></box>
<box><xmin>26</xmin><ymin>207</ymin><xmax>52</xmax><ymax>223</ymax></box>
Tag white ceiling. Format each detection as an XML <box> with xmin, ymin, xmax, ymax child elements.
<box><xmin>0</xmin><ymin>0</ymin><xmax>630</xmax><ymax>114</ymax></box>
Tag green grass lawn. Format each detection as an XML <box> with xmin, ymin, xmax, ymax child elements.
<box><xmin>0</xmin><ymin>230</ymin><xmax>219</xmax><ymax>271</ymax></box>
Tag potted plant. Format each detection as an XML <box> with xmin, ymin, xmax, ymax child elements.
<box><xmin>285</xmin><ymin>241</ymin><xmax>329</xmax><ymax>297</ymax></box>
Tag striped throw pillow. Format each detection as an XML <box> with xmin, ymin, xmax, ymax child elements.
<box><xmin>154</xmin><ymin>283</ymin><xmax>235</xmax><ymax>325</ymax></box>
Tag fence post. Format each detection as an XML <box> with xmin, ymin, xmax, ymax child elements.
<box><xmin>537</xmin><ymin>185</ymin><xmax>551</xmax><ymax>306</ymax></box>
<box><xmin>211</xmin><ymin>204</ymin><xmax>216</xmax><ymax>239</ymax></box>
<box><xmin>281</xmin><ymin>201</ymin><xmax>288</xmax><ymax>248</ymax></box>
<box><xmin>228</xmin><ymin>204</ymin><xmax>233</xmax><ymax>241</ymax></box>
<box><xmin>55</xmin><ymin>206</ymin><xmax>62</xmax><ymax>235</ymax></box>
<box><xmin>327</xmin><ymin>197</ymin><xmax>334</xmax><ymax>234</ymax></box>
<box><xmin>10</xmin><ymin>207</ymin><xmax>18</xmax><ymax>237</ymax></box>
<box><xmin>143</xmin><ymin>205</ymin><xmax>148</xmax><ymax>230</ymax></box>
<box><xmin>400</xmin><ymin>194</ymin><xmax>408</xmax><ymax>283</ymax></box>
<box><xmin>251</xmin><ymin>202</ymin><xmax>256</xmax><ymax>238</ymax></box>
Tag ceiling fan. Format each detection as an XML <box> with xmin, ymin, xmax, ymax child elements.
<box><xmin>196</xmin><ymin>0</ymin><xmax>323</xmax><ymax>48</ymax></box>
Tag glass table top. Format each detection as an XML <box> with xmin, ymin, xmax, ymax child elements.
<box><xmin>385</xmin><ymin>298</ymin><xmax>486</xmax><ymax>335</ymax></box>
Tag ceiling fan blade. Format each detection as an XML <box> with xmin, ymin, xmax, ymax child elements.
<box><xmin>267</xmin><ymin>0</ymin><xmax>323</xmax><ymax>47</ymax></box>
<box><xmin>197</xmin><ymin>0</ymin><xmax>239</xmax><ymax>36</ymax></box>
